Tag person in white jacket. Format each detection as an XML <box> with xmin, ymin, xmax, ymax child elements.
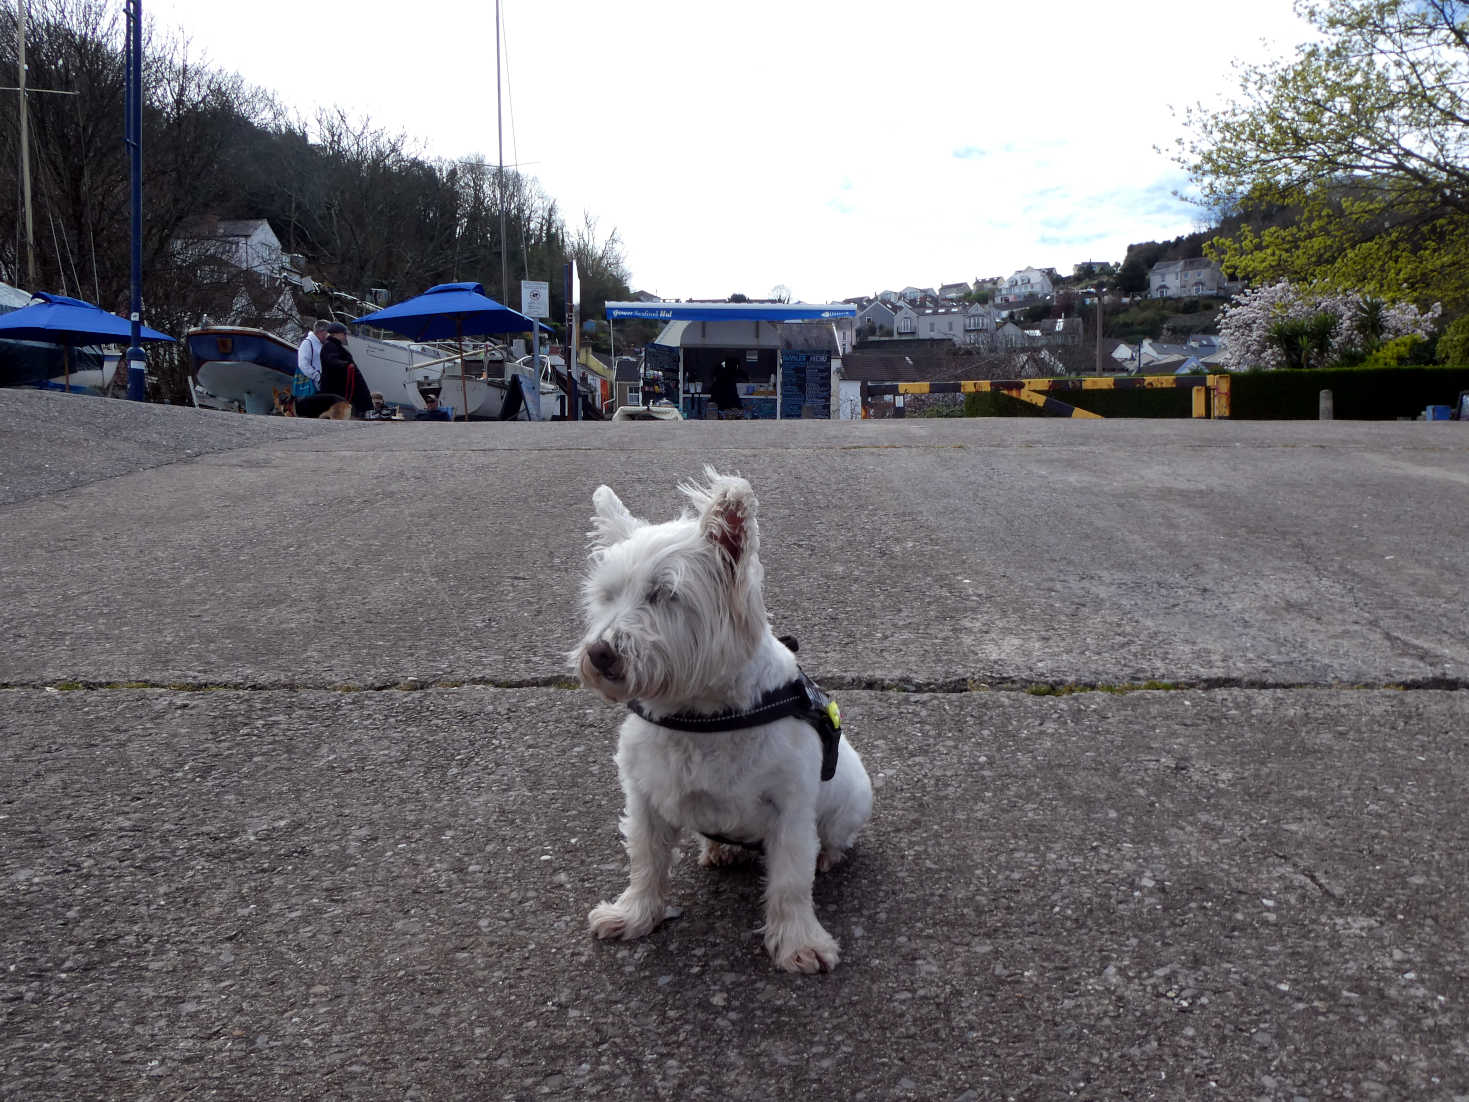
<box><xmin>296</xmin><ymin>319</ymin><xmax>329</xmax><ymax>387</ymax></box>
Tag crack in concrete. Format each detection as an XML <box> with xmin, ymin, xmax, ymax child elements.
<box><xmin>4</xmin><ymin>676</ymin><xmax>1466</xmax><ymax>694</ymax></box>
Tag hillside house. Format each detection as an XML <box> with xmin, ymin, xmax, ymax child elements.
<box><xmin>612</xmin><ymin>357</ymin><xmax>643</xmax><ymax>410</ymax></box>
<box><xmin>171</xmin><ymin>216</ymin><xmax>302</xmax><ymax>331</ymax></box>
<box><xmin>996</xmin><ymin>267</ymin><xmax>1054</xmax><ymax>304</ymax></box>
<box><xmin>1101</xmin><ymin>338</ymin><xmax>1138</xmax><ymax>370</ymax></box>
<box><xmin>1149</xmin><ymin>257</ymin><xmax>1228</xmax><ymax>298</ymax></box>
<box><xmin>916</xmin><ymin>305</ymin><xmax>967</xmax><ymax>343</ymax></box>
<box><xmin>856</xmin><ymin>298</ymin><xmax>898</xmax><ymax>338</ymax></box>
<box><xmin>938</xmin><ymin>281</ymin><xmax>973</xmax><ymax>300</ymax></box>
<box><xmin>173</xmin><ymin>218</ymin><xmax>308</xmax><ymax>286</ymax></box>
<box><xmin>959</xmin><ymin>302</ymin><xmax>996</xmax><ymax>346</ymax></box>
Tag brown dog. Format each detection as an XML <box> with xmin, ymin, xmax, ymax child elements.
<box><xmin>319</xmin><ymin>400</ymin><xmax>353</xmax><ymax>420</ymax></box>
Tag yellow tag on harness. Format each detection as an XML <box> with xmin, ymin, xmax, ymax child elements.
<box><xmin>826</xmin><ymin>699</ymin><xmax>841</xmax><ymax>730</ymax></box>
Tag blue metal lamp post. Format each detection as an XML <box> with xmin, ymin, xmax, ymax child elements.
<box><xmin>124</xmin><ymin>0</ymin><xmax>146</xmax><ymax>401</ymax></box>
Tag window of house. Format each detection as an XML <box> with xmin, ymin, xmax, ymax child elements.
<box><xmin>898</xmin><ymin>316</ymin><xmax>915</xmax><ymax>334</ymax></box>
<box><xmin>627</xmin><ymin>387</ymin><xmax>641</xmax><ymax>406</ymax></box>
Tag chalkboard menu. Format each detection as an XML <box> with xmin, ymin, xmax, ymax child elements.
<box><xmin>778</xmin><ymin>351</ymin><xmax>831</xmax><ymax>418</ymax></box>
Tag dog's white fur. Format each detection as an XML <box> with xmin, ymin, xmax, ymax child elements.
<box><xmin>572</xmin><ymin>468</ymin><xmax>872</xmax><ymax>972</ymax></box>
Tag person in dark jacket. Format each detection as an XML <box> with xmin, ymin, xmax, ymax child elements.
<box><xmin>319</xmin><ymin>322</ymin><xmax>372</xmax><ymax>417</ymax></box>
<box><xmin>709</xmin><ymin>354</ymin><xmax>745</xmax><ymax>418</ymax></box>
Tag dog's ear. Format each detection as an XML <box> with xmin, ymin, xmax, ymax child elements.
<box><xmin>688</xmin><ymin>468</ymin><xmax>759</xmax><ymax>569</ymax></box>
<box><xmin>589</xmin><ymin>485</ymin><xmax>644</xmax><ymax>548</ymax></box>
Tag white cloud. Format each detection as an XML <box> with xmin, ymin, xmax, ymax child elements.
<box><xmin>148</xmin><ymin>0</ymin><xmax>1312</xmax><ymax>302</ymax></box>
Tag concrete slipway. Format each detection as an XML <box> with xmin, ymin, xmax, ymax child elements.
<box><xmin>1</xmin><ymin>388</ymin><xmax>1466</xmax><ymax>1100</ymax></box>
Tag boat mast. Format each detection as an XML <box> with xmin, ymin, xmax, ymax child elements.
<box><xmin>16</xmin><ymin>0</ymin><xmax>35</xmax><ymax>288</ymax></box>
<box><xmin>6</xmin><ymin>1</ymin><xmax>79</xmax><ymax>292</ymax></box>
<box><xmin>496</xmin><ymin>0</ymin><xmax>507</xmax><ymax>307</ymax></box>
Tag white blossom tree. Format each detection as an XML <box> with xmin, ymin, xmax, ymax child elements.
<box><xmin>1217</xmin><ymin>281</ymin><xmax>1440</xmax><ymax>370</ymax></box>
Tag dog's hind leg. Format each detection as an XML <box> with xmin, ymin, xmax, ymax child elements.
<box><xmin>760</xmin><ymin>814</ymin><xmax>840</xmax><ymax>973</ymax></box>
<box><xmin>588</xmin><ymin>791</ymin><xmax>682</xmax><ymax>941</ymax></box>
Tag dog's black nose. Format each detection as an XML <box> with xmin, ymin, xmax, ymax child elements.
<box><xmin>586</xmin><ymin>640</ymin><xmax>620</xmax><ymax>677</ymax></box>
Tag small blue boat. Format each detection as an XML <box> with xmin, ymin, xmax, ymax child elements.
<box><xmin>187</xmin><ymin>326</ymin><xmax>299</xmax><ymax>414</ymax></box>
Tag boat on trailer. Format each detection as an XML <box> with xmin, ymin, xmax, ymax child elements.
<box><xmin>186</xmin><ymin>324</ymin><xmax>453</xmax><ymax>415</ymax></box>
<box><xmin>186</xmin><ymin>324</ymin><xmax>561</xmax><ymax>419</ymax></box>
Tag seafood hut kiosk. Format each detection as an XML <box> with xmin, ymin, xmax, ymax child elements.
<box><xmin>604</xmin><ymin>300</ymin><xmax>856</xmax><ymax>419</ymax></box>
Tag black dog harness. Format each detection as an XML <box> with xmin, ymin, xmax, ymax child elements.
<box><xmin>626</xmin><ymin>670</ymin><xmax>844</xmax><ymax>783</ymax></box>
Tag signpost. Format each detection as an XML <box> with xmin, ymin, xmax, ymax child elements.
<box><xmin>563</xmin><ymin>261</ymin><xmax>580</xmax><ymax>420</ymax></box>
<box><xmin>521</xmin><ymin>279</ymin><xmax>549</xmax><ymax>421</ymax></box>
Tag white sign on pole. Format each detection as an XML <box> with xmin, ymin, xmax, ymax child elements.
<box><xmin>521</xmin><ymin>280</ymin><xmax>550</xmax><ymax>319</ymax></box>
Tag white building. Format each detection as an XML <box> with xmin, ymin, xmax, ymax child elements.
<box><xmin>996</xmin><ymin>267</ymin><xmax>1054</xmax><ymax>304</ymax></box>
<box><xmin>1148</xmin><ymin>257</ymin><xmax>1228</xmax><ymax>298</ymax></box>
<box><xmin>170</xmin><ymin>216</ymin><xmax>304</xmax><ymax>331</ymax></box>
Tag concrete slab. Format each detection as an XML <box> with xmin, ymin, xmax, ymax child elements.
<box><xmin>0</xmin><ymin>388</ymin><xmax>321</xmax><ymax>507</ymax></box>
<box><xmin>2</xmin><ymin>390</ymin><xmax>1466</xmax><ymax>689</ymax></box>
<box><xmin>2</xmin><ymin>687</ymin><xmax>1465</xmax><ymax>1099</ymax></box>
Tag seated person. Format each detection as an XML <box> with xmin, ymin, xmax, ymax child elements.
<box><xmin>419</xmin><ymin>393</ymin><xmax>451</xmax><ymax>421</ymax></box>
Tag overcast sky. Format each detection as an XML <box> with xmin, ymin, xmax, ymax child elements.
<box><xmin>146</xmin><ymin>0</ymin><xmax>1311</xmax><ymax>304</ymax></box>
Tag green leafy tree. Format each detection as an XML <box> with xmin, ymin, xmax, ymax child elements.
<box><xmin>1175</xmin><ymin>0</ymin><xmax>1469</xmax><ymax>314</ymax></box>
<box><xmin>1117</xmin><ymin>256</ymin><xmax>1149</xmax><ymax>294</ymax></box>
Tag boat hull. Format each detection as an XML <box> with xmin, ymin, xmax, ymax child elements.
<box><xmin>188</xmin><ymin>325</ymin><xmax>451</xmax><ymax>414</ymax></box>
<box><xmin>187</xmin><ymin>327</ymin><xmax>297</xmax><ymax>414</ymax></box>
<box><xmin>436</xmin><ymin>370</ymin><xmax>559</xmax><ymax>419</ymax></box>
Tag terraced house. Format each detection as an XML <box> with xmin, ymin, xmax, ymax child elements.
<box><xmin>1148</xmin><ymin>257</ymin><xmax>1228</xmax><ymax>298</ymax></box>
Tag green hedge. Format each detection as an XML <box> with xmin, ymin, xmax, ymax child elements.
<box><xmin>1229</xmin><ymin>366</ymin><xmax>1469</xmax><ymax>419</ymax></box>
<box><xmin>963</xmin><ymin>381</ymin><xmax>1197</xmax><ymax>418</ymax></box>
<box><xmin>957</xmin><ymin>367</ymin><xmax>1469</xmax><ymax>419</ymax></box>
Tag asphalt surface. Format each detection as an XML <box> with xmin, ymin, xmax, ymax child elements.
<box><xmin>2</xmin><ymin>388</ymin><xmax>1467</xmax><ymax>1100</ymax></box>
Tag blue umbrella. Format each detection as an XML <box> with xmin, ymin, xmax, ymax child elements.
<box><xmin>353</xmin><ymin>282</ymin><xmax>551</xmax><ymax>417</ymax></box>
<box><xmin>352</xmin><ymin>282</ymin><xmax>547</xmax><ymax>341</ymax></box>
<box><xmin>0</xmin><ymin>292</ymin><xmax>174</xmax><ymax>393</ymax></box>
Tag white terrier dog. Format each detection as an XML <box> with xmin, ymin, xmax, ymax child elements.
<box><xmin>572</xmin><ymin>468</ymin><xmax>873</xmax><ymax>973</ymax></box>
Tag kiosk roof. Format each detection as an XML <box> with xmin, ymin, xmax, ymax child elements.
<box><xmin>605</xmin><ymin>301</ymin><xmax>856</xmax><ymax>323</ymax></box>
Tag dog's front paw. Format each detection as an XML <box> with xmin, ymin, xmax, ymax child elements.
<box><xmin>765</xmin><ymin>920</ymin><xmax>841</xmax><ymax>973</ymax></box>
<box><xmin>588</xmin><ymin>895</ymin><xmax>681</xmax><ymax>941</ymax></box>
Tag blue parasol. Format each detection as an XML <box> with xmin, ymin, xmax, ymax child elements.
<box><xmin>353</xmin><ymin>282</ymin><xmax>552</xmax><ymax>417</ymax></box>
<box><xmin>0</xmin><ymin>292</ymin><xmax>174</xmax><ymax>392</ymax></box>
<box><xmin>352</xmin><ymin>282</ymin><xmax>548</xmax><ymax>341</ymax></box>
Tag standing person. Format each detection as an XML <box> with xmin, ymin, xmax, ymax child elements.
<box><xmin>320</xmin><ymin>322</ymin><xmax>372</xmax><ymax>417</ymax></box>
<box><xmin>709</xmin><ymin>354</ymin><xmax>745</xmax><ymax>419</ymax></box>
<box><xmin>294</xmin><ymin>319</ymin><xmax>328</xmax><ymax>398</ymax></box>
